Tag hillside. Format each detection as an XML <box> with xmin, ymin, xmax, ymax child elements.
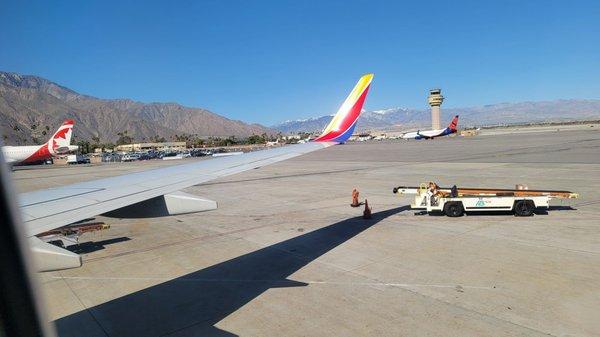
<box><xmin>0</xmin><ymin>71</ymin><xmax>275</xmax><ymax>145</ymax></box>
<box><xmin>273</xmin><ymin>101</ymin><xmax>600</xmax><ymax>134</ymax></box>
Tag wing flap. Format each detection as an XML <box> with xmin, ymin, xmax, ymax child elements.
<box><xmin>29</xmin><ymin>237</ymin><xmax>81</xmax><ymax>272</ymax></box>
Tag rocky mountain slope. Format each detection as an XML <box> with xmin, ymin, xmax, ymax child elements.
<box><xmin>0</xmin><ymin>71</ymin><xmax>274</xmax><ymax>145</ymax></box>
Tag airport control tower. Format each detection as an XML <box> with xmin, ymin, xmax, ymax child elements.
<box><xmin>428</xmin><ymin>89</ymin><xmax>444</xmax><ymax>130</ymax></box>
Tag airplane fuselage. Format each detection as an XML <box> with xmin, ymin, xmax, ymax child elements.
<box><xmin>2</xmin><ymin>119</ymin><xmax>77</xmax><ymax>164</ymax></box>
<box><xmin>401</xmin><ymin>115</ymin><xmax>459</xmax><ymax>140</ymax></box>
<box><xmin>401</xmin><ymin>127</ymin><xmax>455</xmax><ymax>140</ymax></box>
<box><xmin>2</xmin><ymin>145</ymin><xmax>53</xmax><ymax>164</ymax></box>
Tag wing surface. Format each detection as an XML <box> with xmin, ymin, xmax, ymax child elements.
<box><xmin>19</xmin><ymin>142</ymin><xmax>332</xmax><ymax>237</ymax></box>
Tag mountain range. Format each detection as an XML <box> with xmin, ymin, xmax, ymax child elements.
<box><xmin>273</xmin><ymin>100</ymin><xmax>600</xmax><ymax>134</ymax></box>
<box><xmin>0</xmin><ymin>71</ymin><xmax>274</xmax><ymax>145</ymax></box>
<box><xmin>3</xmin><ymin>71</ymin><xmax>599</xmax><ymax>145</ymax></box>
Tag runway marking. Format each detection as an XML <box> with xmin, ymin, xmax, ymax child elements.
<box><xmin>308</xmin><ymin>280</ymin><xmax>493</xmax><ymax>290</ymax></box>
<box><xmin>50</xmin><ymin>275</ymin><xmax>494</xmax><ymax>290</ymax></box>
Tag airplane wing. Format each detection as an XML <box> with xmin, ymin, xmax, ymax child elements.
<box><xmin>16</xmin><ymin>73</ymin><xmax>374</xmax><ymax>272</ymax></box>
<box><xmin>19</xmin><ymin>142</ymin><xmax>332</xmax><ymax>237</ymax></box>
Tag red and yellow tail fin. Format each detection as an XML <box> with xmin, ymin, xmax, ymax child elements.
<box><xmin>314</xmin><ymin>74</ymin><xmax>373</xmax><ymax>142</ymax></box>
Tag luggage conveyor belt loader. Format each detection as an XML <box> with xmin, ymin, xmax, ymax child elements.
<box><xmin>393</xmin><ymin>183</ymin><xmax>579</xmax><ymax>217</ymax></box>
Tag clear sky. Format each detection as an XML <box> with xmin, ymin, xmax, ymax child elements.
<box><xmin>1</xmin><ymin>0</ymin><xmax>599</xmax><ymax>125</ymax></box>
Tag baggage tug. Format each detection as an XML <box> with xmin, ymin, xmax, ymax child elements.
<box><xmin>393</xmin><ymin>183</ymin><xmax>578</xmax><ymax>217</ymax></box>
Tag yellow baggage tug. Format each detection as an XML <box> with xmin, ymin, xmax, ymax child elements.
<box><xmin>393</xmin><ymin>183</ymin><xmax>578</xmax><ymax>217</ymax></box>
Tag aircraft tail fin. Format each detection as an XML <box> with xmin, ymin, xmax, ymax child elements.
<box><xmin>448</xmin><ymin>115</ymin><xmax>459</xmax><ymax>131</ymax></box>
<box><xmin>47</xmin><ymin>119</ymin><xmax>75</xmax><ymax>152</ymax></box>
<box><xmin>314</xmin><ymin>74</ymin><xmax>373</xmax><ymax>143</ymax></box>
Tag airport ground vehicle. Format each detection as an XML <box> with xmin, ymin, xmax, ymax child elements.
<box><xmin>66</xmin><ymin>154</ymin><xmax>90</xmax><ymax>164</ymax></box>
<box><xmin>393</xmin><ymin>183</ymin><xmax>578</xmax><ymax>217</ymax></box>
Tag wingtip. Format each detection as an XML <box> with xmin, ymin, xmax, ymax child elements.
<box><xmin>362</xmin><ymin>73</ymin><xmax>374</xmax><ymax>82</ymax></box>
<box><xmin>314</xmin><ymin>73</ymin><xmax>373</xmax><ymax>143</ymax></box>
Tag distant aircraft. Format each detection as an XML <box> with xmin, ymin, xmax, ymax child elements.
<box><xmin>16</xmin><ymin>74</ymin><xmax>374</xmax><ymax>272</ymax></box>
<box><xmin>2</xmin><ymin>119</ymin><xmax>78</xmax><ymax>164</ymax></box>
<box><xmin>401</xmin><ymin>115</ymin><xmax>459</xmax><ymax>140</ymax></box>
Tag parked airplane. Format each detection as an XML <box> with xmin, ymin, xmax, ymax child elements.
<box><xmin>2</xmin><ymin>119</ymin><xmax>78</xmax><ymax>164</ymax></box>
<box><xmin>14</xmin><ymin>73</ymin><xmax>374</xmax><ymax>272</ymax></box>
<box><xmin>401</xmin><ymin>115</ymin><xmax>459</xmax><ymax>140</ymax></box>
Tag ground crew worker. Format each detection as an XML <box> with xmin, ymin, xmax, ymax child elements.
<box><xmin>426</xmin><ymin>181</ymin><xmax>439</xmax><ymax>206</ymax></box>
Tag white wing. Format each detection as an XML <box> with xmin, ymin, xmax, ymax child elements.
<box><xmin>19</xmin><ymin>142</ymin><xmax>332</xmax><ymax>237</ymax></box>
<box><xmin>20</xmin><ymin>143</ymin><xmax>335</xmax><ymax>271</ymax></box>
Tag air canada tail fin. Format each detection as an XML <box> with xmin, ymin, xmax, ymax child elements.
<box><xmin>47</xmin><ymin>119</ymin><xmax>74</xmax><ymax>153</ymax></box>
<box><xmin>448</xmin><ymin>115</ymin><xmax>459</xmax><ymax>131</ymax></box>
<box><xmin>314</xmin><ymin>74</ymin><xmax>373</xmax><ymax>143</ymax></box>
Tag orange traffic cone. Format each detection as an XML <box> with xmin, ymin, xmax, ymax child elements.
<box><xmin>363</xmin><ymin>199</ymin><xmax>372</xmax><ymax>219</ymax></box>
<box><xmin>351</xmin><ymin>188</ymin><xmax>360</xmax><ymax>207</ymax></box>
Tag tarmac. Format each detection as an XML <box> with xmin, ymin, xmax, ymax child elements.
<box><xmin>12</xmin><ymin>127</ymin><xmax>600</xmax><ymax>337</ymax></box>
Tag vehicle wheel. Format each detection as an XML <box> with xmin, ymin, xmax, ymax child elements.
<box><xmin>514</xmin><ymin>200</ymin><xmax>534</xmax><ymax>216</ymax></box>
<box><xmin>444</xmin><ymin>202</ymin><xmax>464</xmax><ymax>217</ymax></box>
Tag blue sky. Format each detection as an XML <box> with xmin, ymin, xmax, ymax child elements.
<box><xmin>1</xmin><ymin>0</ymin><xmax>599</xmax><ymax>125</ymax></box>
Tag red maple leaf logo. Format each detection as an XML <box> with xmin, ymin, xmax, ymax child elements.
<box><xmin>52</xmin><ymin>127</ymin><xmax>70</xmax><ymax>150</ymax></box>
<box><xmin>54</xmin><ymin>127</ymin><xmax>69</xmax><ymax>140</ymax></box>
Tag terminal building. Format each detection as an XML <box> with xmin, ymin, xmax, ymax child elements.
<box><xmin>115</xmin><ymin>142</ymin><xmax>187</xmax><ymax>152</ymax></box>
